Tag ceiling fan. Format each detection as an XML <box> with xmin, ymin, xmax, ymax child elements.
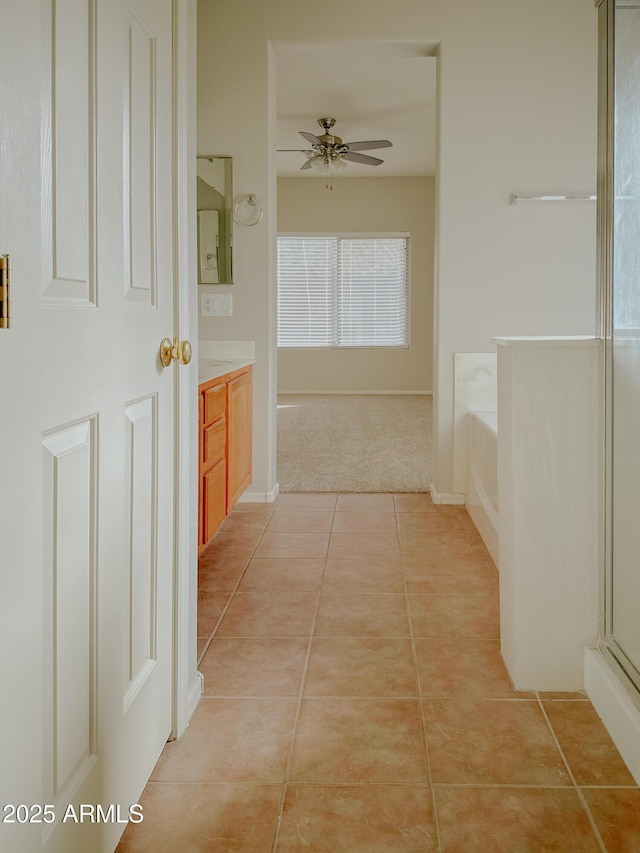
<box><xmin>278</xmin><ymin>117</ymin><xmax>392</xmax><ymax>171</ymax></box>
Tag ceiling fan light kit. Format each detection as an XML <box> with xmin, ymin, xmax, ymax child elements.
<box><xmin>278</xmin><ymin>117</ymin><xmax>392</xmax><ymax>189</ymax></box>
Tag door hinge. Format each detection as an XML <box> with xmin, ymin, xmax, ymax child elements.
<box><xmin>0</xmin><ymin>254</ymin><xmax>10</xmax><ymax>329</ymax></box>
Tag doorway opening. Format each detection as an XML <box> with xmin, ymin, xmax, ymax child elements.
<box><xmin>274</xmin><ymin>43</ymin><xmax>437</xmax><ymax>493</ymax></box>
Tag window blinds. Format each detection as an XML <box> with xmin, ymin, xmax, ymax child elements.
<box><xmin>277</xmin><ymin>235</ymin><xmax>409</xmax><ymax>348</ymax></box>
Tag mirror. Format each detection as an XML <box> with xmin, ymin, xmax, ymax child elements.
<box><xmin>196</xmin><ymin>156</ymin><xmax>233</xmax><ymax>284</ymax></box>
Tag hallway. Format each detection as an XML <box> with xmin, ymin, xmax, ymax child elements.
<box><xmin>119</xmin><ymin>494</ymin><xmax>640</xmax><ymax>852</ymax></box>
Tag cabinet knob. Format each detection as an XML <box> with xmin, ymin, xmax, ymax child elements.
<box><xmin>160</xmin><ymin>337</ymin><xmax>192</xmax><ymax>368</ymax></box>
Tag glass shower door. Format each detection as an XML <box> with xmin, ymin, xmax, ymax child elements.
<box><xmin>604</xmin><ymin>0</ymin><xmax>640</xmax><ymax>691</ymax></box>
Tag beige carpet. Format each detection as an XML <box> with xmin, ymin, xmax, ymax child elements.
<box><xmin>277</xmin><ymin>394</ymin><xmax>432</xmax><ymax>493</ymax></box>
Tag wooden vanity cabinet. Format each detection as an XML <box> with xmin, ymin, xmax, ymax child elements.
<box><xmin>198</xmin><ymin>365</ymin><xmax>252</xmax><ymax>551</ymax></box>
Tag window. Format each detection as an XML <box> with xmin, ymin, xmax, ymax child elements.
<box><xmin>277</xmin><ymin>234</ymin><xmax>409</xmax><ymax>348</ymax></box>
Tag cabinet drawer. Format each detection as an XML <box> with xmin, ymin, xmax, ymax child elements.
<box><xmin>203</xmin><ymin>383</ymin><xmax>226</xmax><ymax>425</ymax></box>
<box><xmin>203</xmin><ymin>417</ymin><xmax>226</xmax><ymax>468</ymax></box>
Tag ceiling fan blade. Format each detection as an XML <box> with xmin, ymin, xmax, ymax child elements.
<box><xmin>341</xmin><ymin>152</ymin><xmax>384</xmax><ymax>166</ymax></box>
<box><xmin>342</xmin><ymin>140</ymin><xmax>393</xmax><ymax>152</ymax></box>
<box><xmin>299</xmin><ymin>131</ymin><xmax>323</xmax><ymax>146</ymax></box>
<box><xmin>277</xmin><ymin>149</ymin><xmax>313</xmax><ymax>152</ymax></box>
<box><xmin>301</xmin><ymin>155</ymin><xmax>323</xmax><ymax>170</ymax></box>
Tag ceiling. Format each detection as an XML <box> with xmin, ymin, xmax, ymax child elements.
<box><xmin>276</xmin><ymin>53</ymin><xmax>437</xmax><ymax>179</ymax></box>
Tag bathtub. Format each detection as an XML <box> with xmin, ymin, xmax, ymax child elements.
<box><xmin>465</xmin><ymin>410</ymin><xmax>498</xmax><ymax>565</ymax></box>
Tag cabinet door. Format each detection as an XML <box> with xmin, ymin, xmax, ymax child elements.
<box><xmin>198</xmin><ymin>393</ymin><xmax>203</xmax><ymax>547</ymax></box>
<box><xmin>203</xmin><ymin>458</ymin><xmax>227</xmax><ymax>544</ymax></box>
<box><xmin>227</xmin><ymin>370</ymin><xmax>252</xmax><ymax>511</ymax></box>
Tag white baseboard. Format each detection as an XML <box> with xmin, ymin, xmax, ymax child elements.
<box><xmin>277</xmin><ymin>390</ymin><xmax>433</xmax><ymax>396</ymax></box>
<box><xmin>585</xmin><ymin>647</ymin><xmax>640</xmax><ymax>785</ymax></box>
<box><xmin>187</xmin><ymin>670</ymin><xmax>204</xmax><ymax>723</ymax></box>
<box><xmin>429</xmin><ymin>483</ymin><xmax>465</xmax><ymax>505</ymax></box>
<box><xmin>238</xmin><ymin>482</ymin><xmax>280</xmax><ymax>503</ymax></box>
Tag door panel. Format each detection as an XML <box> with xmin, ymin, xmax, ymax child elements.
<box><xmin>123</xmin><ymin>395</ymin><xmax>158</xmax><ymax>711</ymax></box>
<box><xmin>42</xmin><ymin>419</ymin><xmax>97</xmax><ymax>804</ymax></box>
<box><xmin>124</xmin><ymin>2</ymin><xmax>157</xmax><ymax>306</ymax></box>
<box><xmin>41</xmin><ymin>0</ymin><xmax>95</xmax><ymax>303</ymax></box>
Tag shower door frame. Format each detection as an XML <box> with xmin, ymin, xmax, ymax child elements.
<box><xmin>598</xmin><ymin>0</ymin><xmax>640</xmax><ymax>706</ymax></box>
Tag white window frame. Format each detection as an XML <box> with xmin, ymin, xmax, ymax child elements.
<box><xmin>277</xmin><ymin>232</ymin><xmax>411</xmax><ymax>350</ymax></box>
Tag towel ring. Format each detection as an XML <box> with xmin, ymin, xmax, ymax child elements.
<box><xmin>233</xmin><ymin>194</ymin><xmax>263</xmax><ymax>227</ymax></box>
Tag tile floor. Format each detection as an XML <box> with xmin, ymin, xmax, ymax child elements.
<box><xmin>118</xmin><ymin>493</ymin><xmax>640</xmax><ymax>852</ymax></box>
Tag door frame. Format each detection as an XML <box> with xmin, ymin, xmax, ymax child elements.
<box><xmin>171</xmin><ymin>0</ymin><xmax>200</xmax><ymax>739</ymax></box>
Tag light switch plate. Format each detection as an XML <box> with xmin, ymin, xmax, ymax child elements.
<box><xmin>201</xmin><ymin>293</ymin><xmax>233</xmax><ymax>317</ymax></box>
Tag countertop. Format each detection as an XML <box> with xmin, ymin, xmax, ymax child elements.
<box><xmin>198</xmin><ymin>358</ymin><xmax>255</xmax><ymax>385</ymax></box>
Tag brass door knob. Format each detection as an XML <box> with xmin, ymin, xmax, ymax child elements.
<box><xmin>160</xmin><ymin>337</ymin><xmax>193</xmax><ymax>368</ymax></box>
<box><xmin>176</xmin><ymin>339</ymin><xmax>192</xmax><ymax>365</ymax></box>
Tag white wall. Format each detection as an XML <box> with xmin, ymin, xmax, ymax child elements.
<box><xmin>434</xmin><ymin>0</ymin><xmax>598</xmax><ymax>494</ymax></box>
<box><xmin>197</xmin><ymin>0</ymin><xmax>277</xmax><ymax>498</ymax></box>
<box><xmin>197</xmin><ymin>0</ymin><xmax>598</xmax><ymax>499</ymax></box>
<box><xmin>277</xmin><ymin>176</ymin><xmax>434</xmax><ymax>393</ymax></box>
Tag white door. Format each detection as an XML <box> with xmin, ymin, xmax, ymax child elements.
<box><xmin>0</xmin><ymin>0</ymin><xmax>179</xmax><ymax>850</ymax></box>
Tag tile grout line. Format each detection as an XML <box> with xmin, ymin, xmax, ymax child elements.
<box><xmin>395</xmin><ymin>497</ymin><xmax>443</xmax><ymax>853</ymax></box>
<box><xmin>199</xmin><ymin>508</ymin><xmax>281</xmax><ymax>682</ymax></box>
<box><xmin>144</xmin><ymin>778</ymin><xmax>640</xmax><ymax>790</ymax></box>
<box><xmin>268</xmin><ymin>498</ymin><xmax>335</xmax><ymax>853</ymax></box>
<box><xmin>197</xmin><ymin>558</ymin><xmax>255</xmax><ymax>663</ymax></box>
<box><xmin>197</xmin><ymin>520</ymin><xmax>271</xmax><ymax>660</ymax></box>
<box><xmin>196</xmin><ymin>513</ymin><xmax>273</xmax><ymax>656</ymax></box>
<box><xmin>536</xmin><ymin>695</ymin><xmax>609</xmax><ymax>853</ymax></box>
<box><xmin>456</xmin><ymin>505</ymin><xmax>500</xmax><ymax>600</ymax></box>
<box><xmin>459</xmin><ymin>505</ymin><xmax>608</xmax><ymax>850</ymax></box>
<box><xmin>431</xmin><ymin>781</ymin><xmax>640</xmax><ymax>789</ymax></box>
